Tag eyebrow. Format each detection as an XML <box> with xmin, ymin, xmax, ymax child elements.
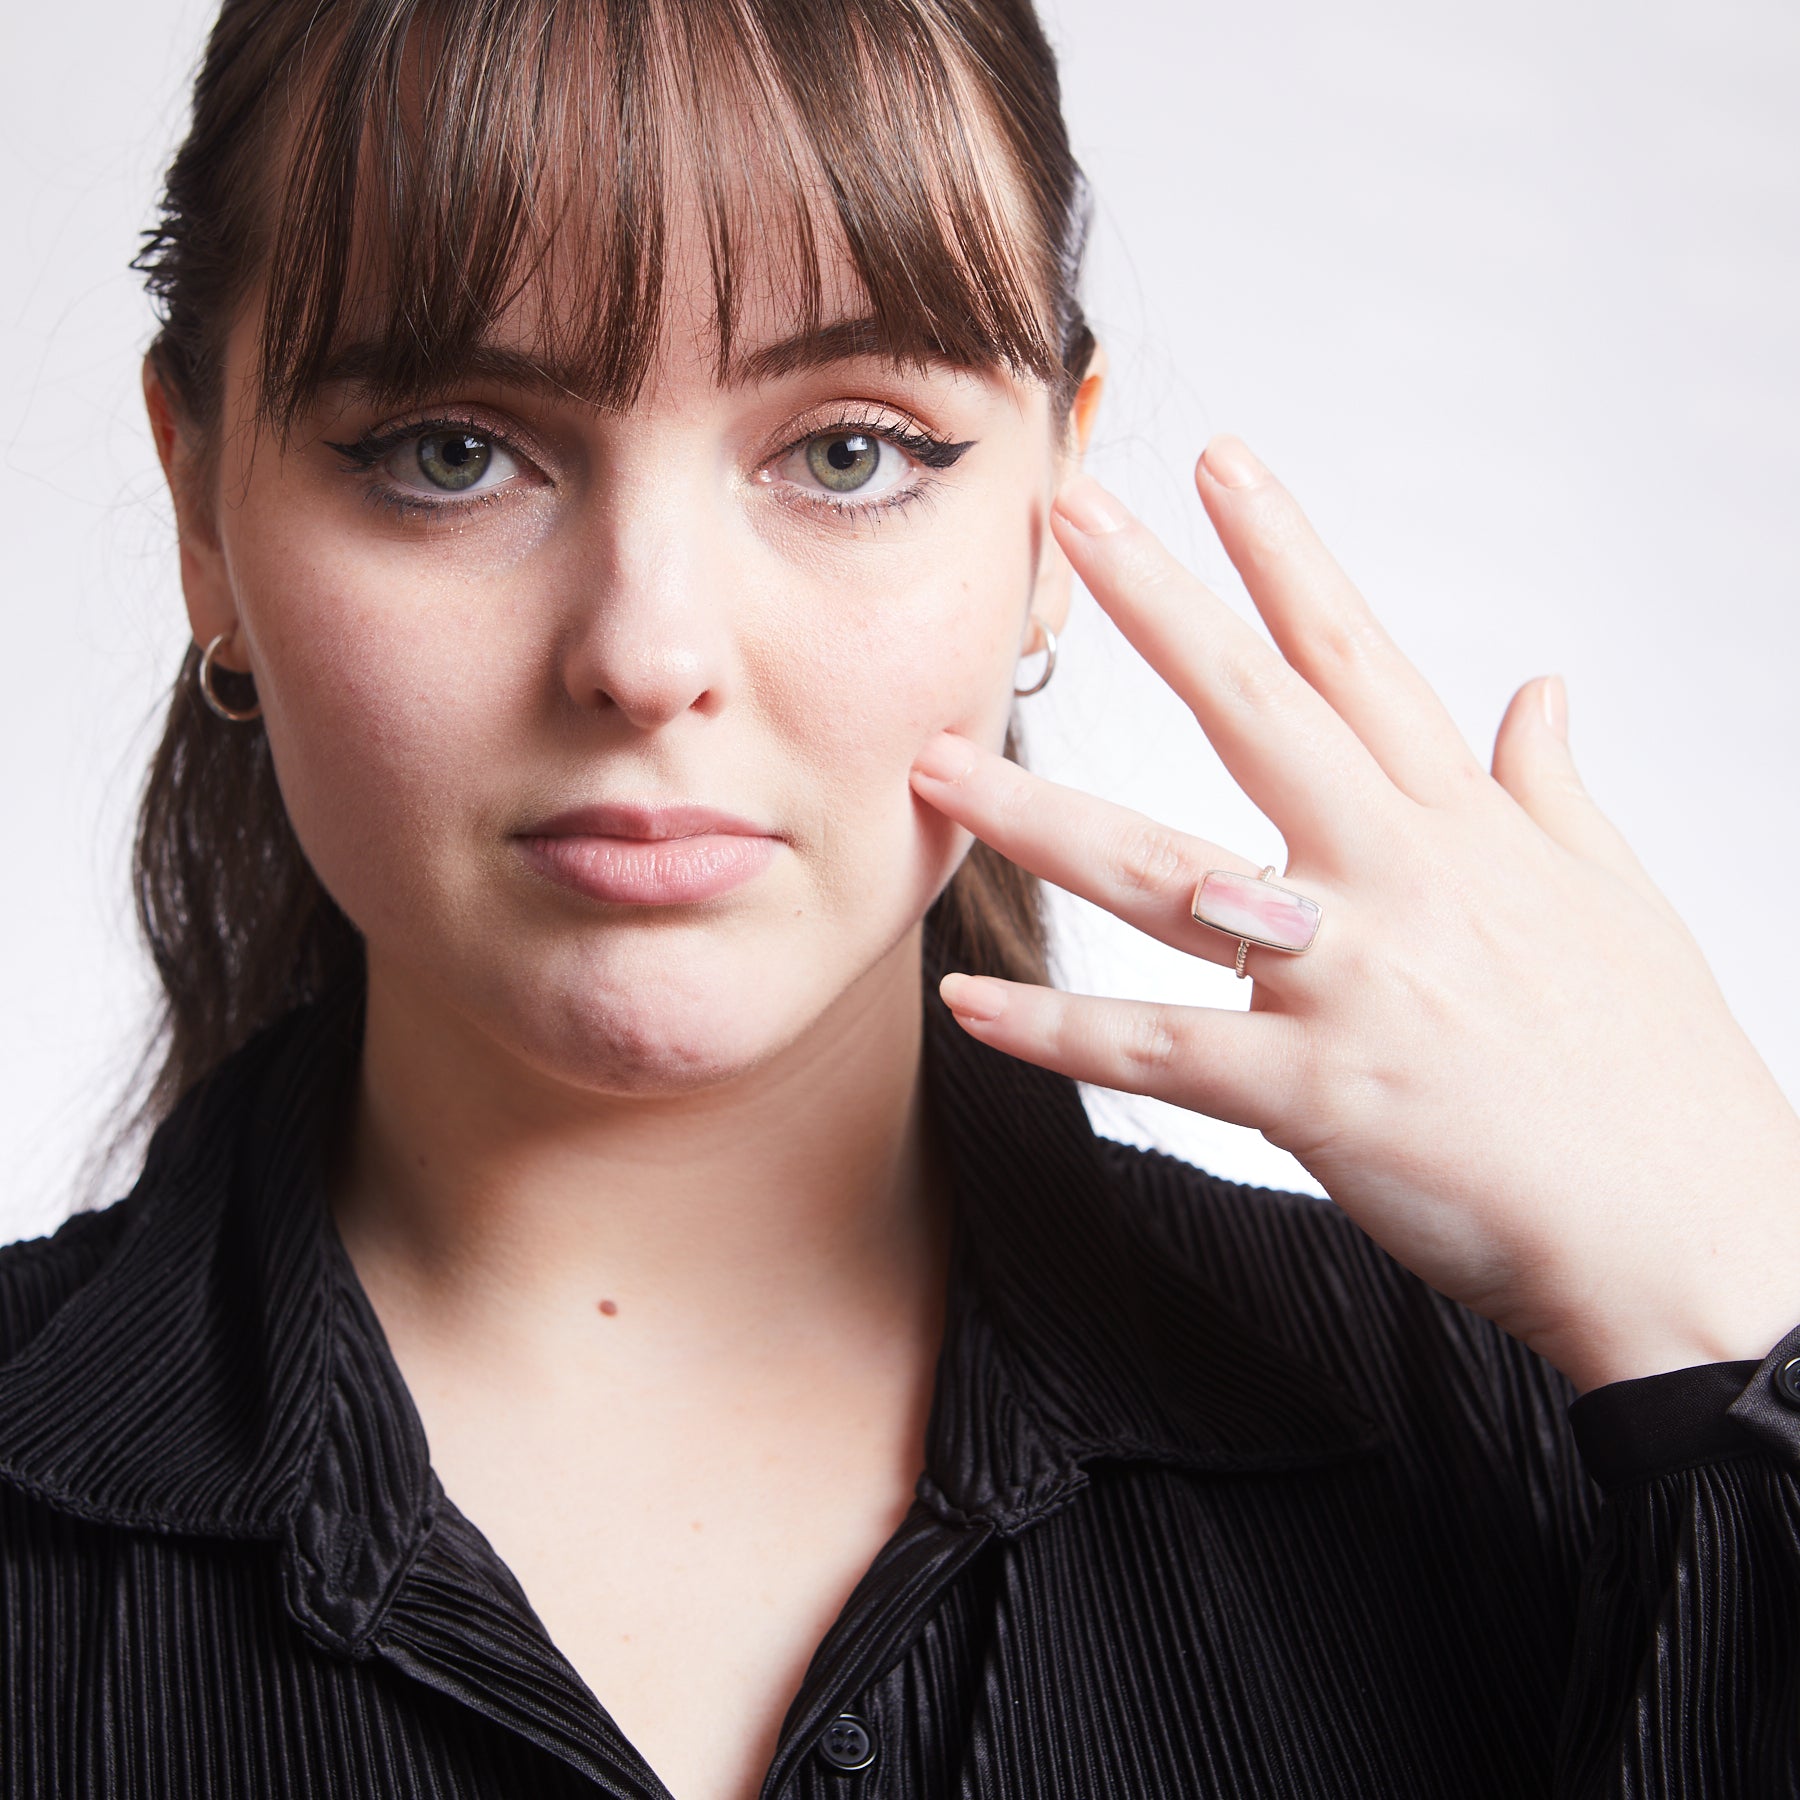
<box><xmin>729</xmin><ymin>316</ymin><xmax>923</xmax><ymax>384</ymax></box>
<box><xmin>312</xmin><ymin>316</ymin><xmax>961</xmax><ymax>408</ymax></box>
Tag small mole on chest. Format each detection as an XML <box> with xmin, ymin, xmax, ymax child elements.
<box><xmin>597</xmin><ymin>1298</ymin><xmax>619</xmax><ymax>1317</ymax></box>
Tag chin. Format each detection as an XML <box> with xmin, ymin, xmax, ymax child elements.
<box><xmin>501</xmin><ymin>939</ymin><xmax>827</xmax><ymax>1099</ymax></box>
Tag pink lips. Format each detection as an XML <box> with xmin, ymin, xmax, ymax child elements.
<box><xmin>515</xmin><ymin>803</ymin><xmax>780</xmax><ymax>906</ymax></box>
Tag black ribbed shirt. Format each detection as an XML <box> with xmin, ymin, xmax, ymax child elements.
<box><xmin>4</xmin><ymin>970</ymin><xmax>1799</xmax><ymax>1797</ymax></box>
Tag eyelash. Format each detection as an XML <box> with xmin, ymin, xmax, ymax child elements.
<box><xmin>324</xmin><ymin>409</ymin><xmax>975</xmax><ymax>524</ymax></box>
<box><xmin>324</xmin><ymin>413</ymin><xmax>524</xmax><ymax>522</ymax></box>
<box><xmin>770</xmin><ymin>409</ymin><xmax>972</xmax><ymax>524</ymax></box>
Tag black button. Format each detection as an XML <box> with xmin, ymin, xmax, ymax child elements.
<box><xmin>1774</xmin><ymin>1356</ymin><xmax>1800</xmax><ymax>1408</ymax></box>
<box><xmin>817</xmin><ymin>1713</ymin><xmax>877</xmax><ymax>1772</ymax></box>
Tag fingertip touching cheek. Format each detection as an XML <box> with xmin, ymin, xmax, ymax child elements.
<box><xmin>200</xmin><ymin>237</ymin><xmax>1068</xmax><ymax>1099</ymax></box>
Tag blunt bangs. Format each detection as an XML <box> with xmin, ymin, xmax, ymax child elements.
<box><xmin>243</xmin><ymin>0</ymin><xmax>1087</xmax><ymax>433</ymax></box>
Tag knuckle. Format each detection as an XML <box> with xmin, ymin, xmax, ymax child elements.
<box><xmin>1307</xmin><ymin>608</ymin><xmax>1391</xmax><ymax>679</ymax></box>
<box><xmin>1114</xmin><ymin>529</ymin><xmax>1186</xmax><ymax>600</ymax></box>
<box><xmin>1244</xmin><ymin>503</ymin><xmax>1313</xmax><ymax>569</ymax></box>
<box><xmin>1212</xmin><ymin>647</ymin><xmax>1292</xmax><ymax>714</ymax></box>
<box><xmin>1106</xmin><ymin>820</ymin><xmax>1190</xmax><ymax>901</ymax></box>
<box><xmin>988</xmin><ymin>761</ymin><xmax>1037</xmax><ymax>835</ymax></box>
<box><xmin>1118</xmin><ymin>1007</ymin><xmax>1182</xmax><ymax>1077</ymax></box>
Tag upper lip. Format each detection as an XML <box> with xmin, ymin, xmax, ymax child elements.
<box><xmin>518</xmin><ymin>803</ymin><xmax>775</xmax><ymax>841</ymax></box>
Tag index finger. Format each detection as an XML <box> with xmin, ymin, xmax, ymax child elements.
<box><xmin>1051</xmin><ymin>474</ymin><xmax>1402</xmax><ymax>860</ymax></box>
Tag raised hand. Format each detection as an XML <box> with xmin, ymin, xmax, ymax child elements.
<box><xmin>910</xmin><ymin>436</ymin><xmax>1800</xmax><ymax>1393</ymax></box>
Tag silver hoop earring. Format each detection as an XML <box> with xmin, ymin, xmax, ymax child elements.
<box><xmin>1013</xmin><ymin>617</ymin><xmax>1059</xmax><ymax>697</ymax></box>
<box><xmin>198</xmin><ymin>632</ymin><xmax>262</xmax><ymax>723</ymax></box>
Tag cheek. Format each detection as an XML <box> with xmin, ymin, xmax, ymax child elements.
<box><xmin>236</xmin><ymin>531</ymin><xmax>527</xmax><ymax>936</ymax></box>
<box><xmin>753</xmin><ymin>516</ymin><xmax>1030</xmax><ymax>901</ymax></box>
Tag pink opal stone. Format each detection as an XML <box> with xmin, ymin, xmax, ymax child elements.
<box><xmin>1191</xmin><ymin>869</ymin><xmax>1321</xmax><ymax>953</ymax></box>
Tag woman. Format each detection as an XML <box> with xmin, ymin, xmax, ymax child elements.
<box><xmin>2</xmin><ymin>0</ymin><xmax>1796</xmax><ymax>1794</ymax></box>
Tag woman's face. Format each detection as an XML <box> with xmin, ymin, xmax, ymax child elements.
<box><xmin>161</xmin><ymin>221</ymin><xmax>1085</xmax><ymax>1096</ymax></box>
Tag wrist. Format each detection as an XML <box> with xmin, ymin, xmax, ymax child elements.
<box><xmin>1542</xmin><ymin>1291</ymin><xmax>1800</xmax><ymax>1397</ymax></box>
<box><xmin>1518</xmin><ymin>1168</ymin><xmax>1800</xmax><ymax>1395</ymax></box>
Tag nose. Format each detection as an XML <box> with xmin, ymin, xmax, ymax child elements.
<box><xmin>557</xmin><ymin>490</ymin><xmax>732</xmax><ymax>730</ymax></box>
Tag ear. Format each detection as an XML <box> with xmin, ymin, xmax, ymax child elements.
<box><xmin>1028</xmin><ymin>342</ymin><xmax>1109</xmax><ymax>641</ymax></box>
<box><xmin>143</xmin><ymin>354</ymin><xmax>247</xmax><ymax>672</ymax></box>
<box><xmin>1070</xmin><ymin>342</ymin><xmax>1107</xmax><ymax>460</ymax></box>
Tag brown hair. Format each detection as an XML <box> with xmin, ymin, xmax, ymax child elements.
<box><xmin>121</xmin><ymin>0</ymin><xmax>1095</xmax><ymax>1154</ymax></box>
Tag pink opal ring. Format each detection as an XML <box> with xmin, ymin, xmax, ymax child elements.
<box><xmin>1191</xmin><ymin>865</ymin><xmax>1323</xmax><ymax>979</ymax></box>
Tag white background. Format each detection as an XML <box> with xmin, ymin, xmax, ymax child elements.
<box><xmin>3</xmin><ymin>0</ymin><xmax>1797</xmax><ymax>1244</ymax></box>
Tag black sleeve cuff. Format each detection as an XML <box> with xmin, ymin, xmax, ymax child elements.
<box><xmin>1567</xmin><ymin>1319</ymin><xmax>1800</xmax><ymax>1490</ymax></box>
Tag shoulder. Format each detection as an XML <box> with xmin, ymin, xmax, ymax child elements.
<box><xmin>0</xmin><ymin>992</ymin><xmax>352</xmax><ymax>1378</ymax></box>
<box><xmin>1092</xmin><ymin>1134</ymin><xmax>1582</xmax><ymax>1454</ymax></box>
<box><xmin>0</xmin><ymin>1198</ymin><xmax>141</xmax><ymax>1367</ymax></box>
<box><xmin>1094</xmin><ymin>1133</ymin><xmax>1398</xmax><ymax>1324</ymax></box>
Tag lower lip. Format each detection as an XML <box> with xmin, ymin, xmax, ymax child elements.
<box><xmin>516</xmin><ymin>832</ymin><xmax>779</xmax><ymax>905</ymax></box>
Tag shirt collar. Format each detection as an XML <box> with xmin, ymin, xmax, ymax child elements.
<box><xmin>0</xmin><ymin>945</ymin><xmax>1381</xmax><ymax>1650</ymax></box>
<box><xmin>915</xmin><ymin>937</ymin><xmax>1384</xmax><ymax>1530</ymax></box>
<box><xmin>0</xmin><ymin>981</ymin><xmax>369</xmax><ymax>1542</ymax></box>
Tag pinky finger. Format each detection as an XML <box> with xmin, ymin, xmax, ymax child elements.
<box><xmin>938</xmin><ymin>973</ymin><xmax>1298</xmax><ymax>1133</ymax></box>
<box><xmin>1490</xmin><ymin>677</ymin><xmax>1659</xmax><ymax>897</ymax></box>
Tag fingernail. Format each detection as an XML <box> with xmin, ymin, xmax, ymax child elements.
<box><xmin>1541</xmin><ymin>674</ymin><xmax>1568</xmax><ymax>742</ymax></box>
<box><xmin>1054</xmin><ymin>473</ymin><xmax>1132</xmax><ymax>536</ymax></box>
<box><xmin>912</xmin><ymin>732</ymin><xmax>977</xmax><ymax>786</ymax></box>
<box><xmin>940</xmin><ymin>972</ymin><xmax>1005</xmax><ymax>1022</ymax></box>
<box><xmin>1201</xmin><ymin>434</ymin><xmax>1265</xmax><ymax>490</ymax></box>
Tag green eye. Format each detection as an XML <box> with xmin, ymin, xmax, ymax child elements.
<box><xmin>805</xmin><ymin>432</ymin><xmax>882</xmax><ymax>493</ymax></box>
<box><xmin>416</xmin><ymin>431</ymin><xmax>492</xmax><ymax>491</ymax></box>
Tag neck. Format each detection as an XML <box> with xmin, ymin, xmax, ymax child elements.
<box><xmin>328</xmin><ymin>925</ymin><xmax>950</xmax><ymax>1386</ymax></box>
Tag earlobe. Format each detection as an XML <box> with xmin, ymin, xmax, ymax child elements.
<box><xmin>1029</xmin><ymin>541</ymin><xmax>1074</xmax><ymax>641</ymax></box>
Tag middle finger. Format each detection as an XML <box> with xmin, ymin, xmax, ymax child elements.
<box><xmin>1050</xmin><ymin>474</ymin><xmax>1401</xmax><ymax>863</ymax></box>
<box><xmin>1194</xmin><ymin>436</ymin><xmax>1488</xmax><ymax>807</ymax></box>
